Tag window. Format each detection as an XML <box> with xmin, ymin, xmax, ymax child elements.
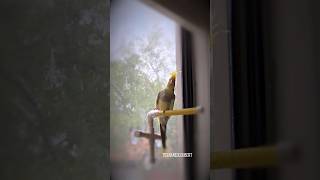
<box><xmin>110</xmin><ymin>0</ymin><xmax>182</xmax><ymax>179</ymax></box>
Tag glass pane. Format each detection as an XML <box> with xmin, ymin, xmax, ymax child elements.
<box><xmin>110</xmin><ymin>0</ymin><xmax>180</xmax><ymax>179</ymax></box>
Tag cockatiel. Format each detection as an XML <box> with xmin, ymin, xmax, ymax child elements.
<box><xmin>156</xmin><ymin>71</ymin><xmax>176</xmax><ymax>149</ymax></box>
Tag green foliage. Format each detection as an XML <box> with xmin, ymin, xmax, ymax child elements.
<box><xmin>110</xmin><ymin>30</ymin><xmax>176</xmax><ymax>156</ymax></box>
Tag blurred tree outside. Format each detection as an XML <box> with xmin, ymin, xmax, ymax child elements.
<box><xmin>110</xmin><ymin>29</ymin><xmax>177</xmax><ymax>164</ymax></box>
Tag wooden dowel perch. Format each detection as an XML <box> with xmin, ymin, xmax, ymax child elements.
<box><xmin>157</xmin><ymin>107</ymin><xmax>202</xmax><ymax>117</ymax></box>
<box><xmin>212</xmin><ymin>146</ymin><xmax>278</xmax><ymax>169</ymax></box>
<box><xmin>211</xmin><ymin>144</ymin><xmax>299</xmax><ymax>169</ymax></box>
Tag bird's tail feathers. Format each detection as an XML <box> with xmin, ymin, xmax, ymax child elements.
<box><xmin>160</xmin><ymin>123</ymin><xmax>167</xmax><ymax>149</ymax></box>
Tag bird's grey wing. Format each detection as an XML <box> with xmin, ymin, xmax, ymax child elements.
<box><xmin>169</xmin><ymin>94</ymin><xmax>175</xmax><ymax>110</ymax></box>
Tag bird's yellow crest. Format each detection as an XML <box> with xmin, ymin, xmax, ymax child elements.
<box><xmin>170</xmin><ymin>71</ymin><xmax>177</xmax><ymax>79</ymax></box>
